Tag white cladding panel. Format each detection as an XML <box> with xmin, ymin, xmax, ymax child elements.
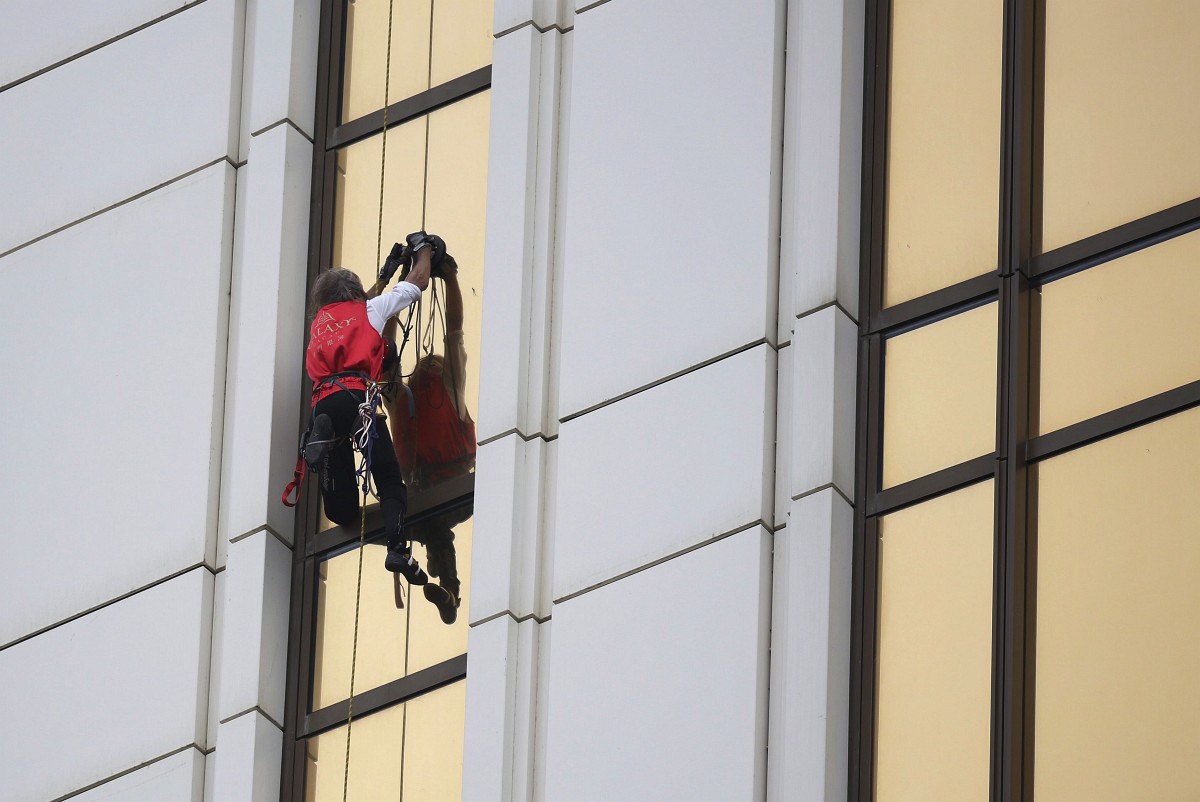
<box><xmin>0</xmin><ymin>569</ymin><xmax>214</xmax><ymax>802</ymax></box>
<box><xmin>0</xmin><ymin>163</ymin><xmax>233</xmax><ymax>645</ymax></box>
<box><xmin>0</xmin><ymin>0</ymin><xmax>183</xmax><ymax>87</ymax></box>
<box><xmin>553</xmin><ymin>345</ymin><xmax>775</xmax><ymax>598</ymax></box>
<box><xmin>0</xmin><ymin>0</ymin><xmax>242</xmax><ymax>254</ymax></box>
<box><xmin>544</xmin><ymin>528</ymin><xmax>771</xmax><ymax>800</ymax></box>
<box><xmin>71</xmin><ymin>748</ymin><xmax>206</xmax><ymax>802</ymax></box>
<box><xmin>557</xmin><ymin>0</ymin><xmax>784</xmax><ymax>417</ymax></box>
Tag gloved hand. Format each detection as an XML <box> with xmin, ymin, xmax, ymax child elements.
<box><xmin>405</xmin><ymin>230</ymin><xmax>432</xmax><ymax>253</ymax></box>
<box><xmin>432</xmin><ymin>252</ymin><xmax>458</xmax><ymax>280</ymax></box>
<box><xmin>378</xmin><ymin>242</ymin><xmax>407</xmax><ymax>285</ymax></box>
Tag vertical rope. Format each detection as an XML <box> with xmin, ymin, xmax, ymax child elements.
<box><xmin>344</xmin><ymin>0</ymin><xmax>396</xmax><ymax>798</ymax></box>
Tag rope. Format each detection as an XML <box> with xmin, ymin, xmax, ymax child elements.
<box><xmin>345</xmin><ymin>0</ymin><xmax>396</xmax><ymax>796</ymax></box>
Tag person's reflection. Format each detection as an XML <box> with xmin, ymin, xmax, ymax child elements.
<box><xmin>380</xmin><ymin>243</ymin><xmax>476</xmax><ymax>625</ymax></box>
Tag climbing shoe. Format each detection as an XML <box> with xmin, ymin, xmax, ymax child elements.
<box><xmin>385</xmin><ymin>546</ymin><xmax>428</xmax><ymax>585</ymax></box>
<box><xmin>302</xmin><ymin>413</ymin><xmax>336</xmax><ymax>472</ymax></box>
<box><xmin>423</xmin><ymin>584</ymin><xmax>459</xmax><ymax>625</ymax></box>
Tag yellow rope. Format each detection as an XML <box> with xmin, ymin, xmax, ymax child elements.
<box><xmin>344</xmin><ymin>0</ymin><xmax>396</xmax><ymax>797</ymax></box>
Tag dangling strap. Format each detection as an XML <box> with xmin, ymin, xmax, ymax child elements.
<box><xmin>281</xmin><ymin>456</ymin><xmax>306</xmax><ymax>507</ymax></box>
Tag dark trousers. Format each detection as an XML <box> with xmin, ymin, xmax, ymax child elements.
<box><xmin>312</xmin><ymin>389</ymin><xmax>407</xmax><ymax>550</ymax></box>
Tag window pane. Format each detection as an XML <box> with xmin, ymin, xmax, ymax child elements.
<box><xmin>341</xmin><ymin>0</ymin><xmax>432</xmax><ymax>124</ymax></box>
<box><xmin>1037</xmin><ymin>229</ymin><xmax>1200</xmax><ymax>435</ymax></box>
<box><xmin>1035</xmin><ymin>408</ymin><xmax>1200</xmax><ymax>800</ymax></box>
<box><xmin>876</xmin><ymin>480</ymin><xmax>994</xmax><ymax>801</ymax></box>
<box><xmin>430</xmin><ymin>0</ymin><xmax>494</xmax><ymax>87</ymax></box>
<box><xmin>305</xmin><ymin>680</ymin><xmax>466</xmax><ymax>801</ymax></box>
<box><xmin>1041</xmin><ymin>1</ymin><xmax>1200</xmax><ymax>252</ymax></box>
<box><xmin>883</xmin><ymin>0</ymin><xmax>1002</xmax><ymax>307</ymax></box>
<box><xmin>311</xmin><ymin>512</ymin><xmax>472</xmax><ymax>710</ymax></box>
<box><xmin>883</xmin><ymin>302</ymin><xmax>997</xmax><ymax>488</ymax></box>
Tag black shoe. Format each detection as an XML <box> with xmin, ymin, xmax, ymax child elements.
<box><xmin>423</xmin><ymin>584</ymin><xmax>458</xmax><ymax>625</ymax></box>
<box><xmin>384</xmin><ymin>547</ymin><xmax>428</xmax><ymax>585</ymax></box>
<box><xmin>303</xmin><ymin>413</ymin><xmax>335</xmax><ymax>471</ymax></box>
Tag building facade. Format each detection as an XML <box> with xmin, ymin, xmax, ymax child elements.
<box><xmin>1</xmin><ymin>1</ymin><xmax>1193</xmax><ymax>801</ymax></box>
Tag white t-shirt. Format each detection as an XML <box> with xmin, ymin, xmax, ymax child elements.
<box><xmin>366</xmin><ymin>281</ymin><xmax>422</xmax><ymax>334</ymax></box>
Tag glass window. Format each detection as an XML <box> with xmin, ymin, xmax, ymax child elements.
<box><xmin>1035</xmin><ymin>408</ymin><xmax>1200</xmax><ymax>800</ymax></box>
<box><xmin>875</xmin><ymin>480</ymin><xmax>994</xmax><ymax>801</ymax></box>
<box><xmin>305</xmin><ymin>680</ymin><xmax>467</xmax><ymax>801</ymax></box>
<box><xmin>312</xmin><ymin>512</ymin><xmax>472</xmax><ymax>710</ymax></box>
<box><xmin>430</xmin><ymin>0</ymin><xmax>494</xmax><ymax>87</ymax></box>
<box><xmin>882</xmin><ymin>302</ymin><xmax>998</xmax><ymax>488</ymax></box>
<box><xmin>341</xmin><ymin>0</ymin><xmax>433</xmax><ymax>124</ymax></box>
<box><xmin>1037</xmin><ymin>228</ymin><xmax>1200</xmax><ymax>434</ymax></box>
<box><xmin>1041</xmin><ymin>0</ymin><xmax>1200</xmax><ymax>252</ymax></box>
<box><xmin>883</xmin><ymin>0</ymin><xmax>1003</xmax><ymax>307</ymax></box>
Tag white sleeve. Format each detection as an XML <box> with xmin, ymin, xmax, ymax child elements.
<box><xmin>366</xmin><ymin>281</ymin><xmax>422</xmax><ymax>334</ymax></box>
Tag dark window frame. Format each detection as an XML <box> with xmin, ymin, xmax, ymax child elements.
<box><xmin>280</xmin><ymin>1</ymin><xmax>490</xmax><ymax>798</ymax></box>
<box><xmin>851</xmin><ymin>1</ymin><xmax>1200</xmax><ymax>799</ymax></box>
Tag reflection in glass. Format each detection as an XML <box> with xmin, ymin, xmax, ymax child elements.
<box><xmin>305</xmin><ymin>680</ymin><xmax>466</xmax><ymax>801</ymax></box>
<box><xmin>341</xmin><ymin>0</ymin><xmax>432</xmax><ymax>124</ymax></box>
<box><xmin>430</xmin><ymin>0</ymin><xmax>494</xmax><ymax>87</ymax></box>
<box><xmin>882</xmin><ymin>302</ymin><xmax>997</xmax><ymax>488</ymax></box>
<box><xmin>1041</xmin><ymin>0</ymin><xmax>1200</xmax><ymax>252</ymax></box>
<box><xmin>883</xmin><ymin>0</ymin><xmax>1002</xmax><ymax>307</ymax></box>
<box><xmin>1037</xmin><ymin>228</ymin><xmax>1200</xmax><ymax>434</ymax></box>
<box><xmin>1035</xmin><ymin>408</ymin><xmax>1200</xmax><ymax>800</ymax></box>
<box><xmin>876</xmin><ymin>480</ymin><xmax>993</xmax><ymax>801</ymax></box>
<box><xmin>312</xmin><ymin>513</ymin><xmax>472</xmax><ymax>711</ymax></box>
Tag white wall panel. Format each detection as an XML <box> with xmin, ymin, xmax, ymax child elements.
<box><xmin>218</xmin><ymin>124</ymin><xmax>310</xmax><ymax>553</ymax></box>
<box><xmin>780</xmin><ymin>0</ymin><xmax>864</xmax><ymax>330</ymax></box>
<box><xmin>463</xmin><ymin>615</ymin><xmax>519</xmax><ymax>802</ymax></box>
<box><xmin>544</xmin><ymin>529</ymin><xmax>771</xmax><ymax>800</ymax></box>
<box><xmin>72</xmin><ymin>748</ymin><xmax>206</xmax><ymax>802</ymax></box>
<box><xmin>557</xmin><ymin>0</ymin><xmax>785</xmax><ymax>416</ymax></box>
<box><xmin>0</xmin><ymin>0</ymin><xmax>243</xmax><ymax>253</ymax></box>
<box><xmin>553</xmin><ymin>345</ymin><xmax>775</xmax><ymax>598</ymax></box>
<box><xmin>216</xmin><ymin>531</ymin><xmax>291</xmax><ymax>726</ymax></box>
<box><xmin>0</xmin><ymin>569</ymin><xmax>214</xmax><ymax>802</ymax></box>
<box><xmin>0</xmin><ymin>0</ymin><xmax>184</xmax><ymax>87</ymax></box>
<box><xmin>244</xmin><ymin>0</ymin><xmax>319</xmax><ymax>137</ymax></box>
<box><xmin>0</xmin><ymin>163</ymin><xmax>233</xmax><ymax>644</ymax></box>
<box><xmin>767</xmin><ymin>489</ymin><xmax>852</xmax><ymax>802</ymax></box>
<box><xmin>209</xmin><ymin>712</ymin><xmax>283</xmax><ymax>802</ymax></box>
<box><xmin>790</xmin><ymin>305</ymin><xmax>857</xmax><ymax>499</ymax></box>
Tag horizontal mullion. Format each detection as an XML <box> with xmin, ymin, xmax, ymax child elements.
<box><xmin>866</xmin><ymin>453</ymin><xmax>995</xmax><ymax>518</ymax></box>
<box><xmin>1030</xmin><ymin>197</ymin><xmax>1200</xmax><ymax>282</ymax></box>
<box><xmin>868</xmin><ymin>272</ymin><xmax>998</xmax><ymax>336</ymax></box>
<box><xmin>1026</xmin><ymin>379</ymin><xmax>1200</xmax><ymax>463</ymax></box>
<box><xmin>300</xmin><ymin>653</ymin><xmax>468</xmax><ymax>738</ymax></box>
<box><xmin>329</xmin><ymin>66</ymin><xmax>492</xmax><ymax>150</ymax></box>
<box><xmin>306</xmin><ymin>475</ymin><xmax>475</xmax><ymax>558</ymax></box>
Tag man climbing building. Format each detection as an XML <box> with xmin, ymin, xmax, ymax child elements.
<box><xmin>299</xmin><ymin>231</ymin><xmax>438</xmax><ymax>585</ymax></box>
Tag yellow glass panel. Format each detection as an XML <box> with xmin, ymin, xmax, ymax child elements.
<box><xmin>1041</xmin><ymin>0</ymin><xmax>1200</xmax><ymax>252</ymax></box>
<box><xmin>884</xmin><ymin>0</ymin><xmax>1002</xmax><ymax>307</ymax></box>
<box><xmin>1038</xmin><ymin>229</ymin><xmax>1200</xmax><ymax>434</ymax></box>
<box><xmin>1035</xmin><ymin>408</ymin><xmax>1200</xmax><ymax>800</ymax></box>
<box><xmin>430</xmin><ymin>0</ymin><xmax>494</xmax><ymax>87</ymax></box>
<box><xmin>341</xmin><ymin>0</ymin><xmax>432</xmax><ymax>124</ymax></box>
<box><xmin>305</xmin><ymin>680</ymin><xmax>466</xmax><ymax>801</ymax></box>
<box><xmin>311</xmin><ymin>512</ymin><xmax>472</xmax><ymax>710</ymax></box>
<box><xmin>883</xmin><ymin>302</ymin><xmax>997</xmax><ymax>488</ymax></box>
<box><xmin>876</xmin><ymin>480</ymin><xmax>994</xmax><ymax>801</ymax></box>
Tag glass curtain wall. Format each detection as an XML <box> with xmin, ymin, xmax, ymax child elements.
<box><xmin>282</xmin><ymin>1</ymin><xmax>492</xmax><ymax>799</ymax></box>
<box><xmin>854</xmin><ymin>1</ymin><xmax>1200</xmax><ymax>799</ymax></box>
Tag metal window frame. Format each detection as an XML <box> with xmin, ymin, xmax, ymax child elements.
<box><xmin>851</xmin><ymin>1</ymin><xmax>1200</xmax><ymax>799</ymax></box>
<box><xmin>280</xmin><ymin>1</ymin><xmax>490</xmax><ymax>798</ymax></box>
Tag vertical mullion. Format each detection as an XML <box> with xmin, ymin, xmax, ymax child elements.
<box><xmin>994</xmin><ymin>0</ymin><xmax>1037</xmax><ymax>800</ymax></box>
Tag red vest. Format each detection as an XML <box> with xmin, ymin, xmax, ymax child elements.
<box><xmin>394</xmin><ymin>371</ymin><xmax>478</xmax><ymax>486</ymax></box>
<box><xmin>306</xmin><ymin>300</ymin><xmax>384</xmax><ymax>405</ymax></box>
